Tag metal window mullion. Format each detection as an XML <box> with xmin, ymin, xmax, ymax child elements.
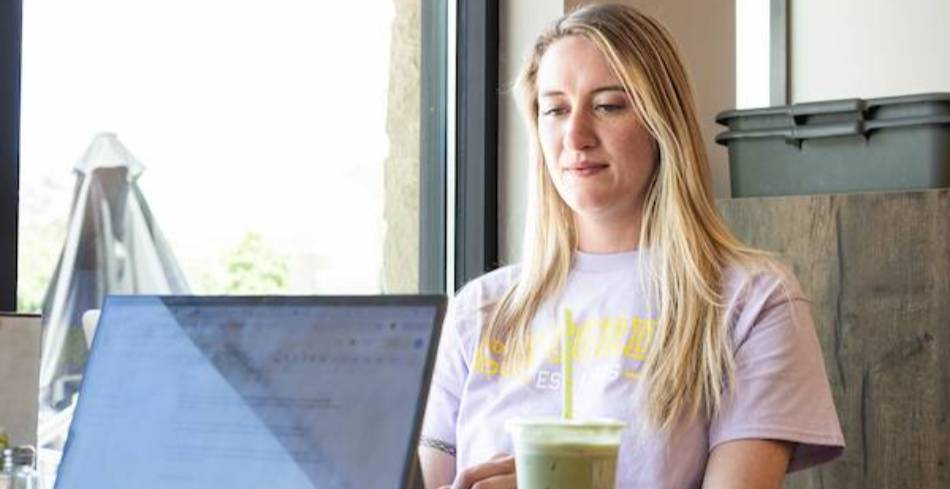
<box><xmin>0</xmin><ymin>0</ymin><xmax>22</xmax><ymax>311</ymax></box>
<box><xmin>770</xmin><ymin>0</ymin><xmax>788</xmax><ymax>105</ymax></box>
<box><xmin>420</xmin><ymin>0</ymin><xmax>449</xmax><ymax>295</ymax></box>
<box><xmin>454</xmin><ymin>0</ymin><xmax>498</xmax><ymax>291</ymax></box>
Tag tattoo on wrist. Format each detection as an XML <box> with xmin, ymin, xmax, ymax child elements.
<box><xmin>419</xmin><ymin>437</ymin><xmax>457</xmax><ymax>456</ymax></box>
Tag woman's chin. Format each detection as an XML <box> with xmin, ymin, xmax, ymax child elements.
<box><xmin>563</xmin><ymin>191</ymin><xmax>616</xmax><ymax>212</ymax></box>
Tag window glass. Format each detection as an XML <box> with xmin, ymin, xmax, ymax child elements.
<box><xmin>18</xmin><ymin>0</ymin><xmax>423</xmax><ymax>314</ymax></box>
<box><xmin>736</xmin><ymin>0</ymin><xmax>771</xmax><ymax>108</ymax></box>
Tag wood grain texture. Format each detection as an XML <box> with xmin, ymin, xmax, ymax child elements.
<box><xmin>717</xmin><ymin>189</ymin><xmax>950</xmax><ymax>489</ymax></box>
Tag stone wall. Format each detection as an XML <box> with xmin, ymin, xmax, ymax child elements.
<box><xmin>383</xmin><ymin>0</ymin><xmax>421</xmax><ymax>293</ymax></box>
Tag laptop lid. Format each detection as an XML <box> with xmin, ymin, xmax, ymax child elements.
<box><xmin>55</xmin><ymin>295</ymin><xmax>446</xmax><ymax>489</ymax></box>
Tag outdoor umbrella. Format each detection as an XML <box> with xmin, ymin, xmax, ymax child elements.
<box><xmin>37</xmin><ymin>132</ymin><xmax>190</xmax><ymax>448</ymax></box>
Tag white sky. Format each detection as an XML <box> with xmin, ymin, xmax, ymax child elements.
<box><xmin>20</xmin><ymin>0</ymin><xmax>396</xmax><ymax>292</ymax></box>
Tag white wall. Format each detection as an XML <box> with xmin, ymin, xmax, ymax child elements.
<box><xmin>792</xmin><ymin>0</ymin><xmax>950</xmax><ymax>102</ymax></box>
<box><xmin>497</xmin><ymin>0</ymin><xmax>563</xmax><ymax>264</ymax></box>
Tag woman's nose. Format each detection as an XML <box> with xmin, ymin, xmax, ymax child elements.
<box><xmin>564</xmin><ymin>110</ymin><xmax>597</xmax><ymax>151</ymax></box>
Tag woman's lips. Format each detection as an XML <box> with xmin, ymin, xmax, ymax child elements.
<box><xmin>565</xmin><ymin>163</ymin><xmax>608</xmax><ymax>177</ymax></box>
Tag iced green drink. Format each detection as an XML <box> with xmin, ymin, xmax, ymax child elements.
<box><xmin>508</xmin><ymin>418</ymin><xmax>625</xmax><ymax>489</ymax></box>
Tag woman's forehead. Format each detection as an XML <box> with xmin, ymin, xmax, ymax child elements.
<box><xmin>536</xmin><ymin>36</ymin><xmax>622</xmax><ymax>94</ymax></box>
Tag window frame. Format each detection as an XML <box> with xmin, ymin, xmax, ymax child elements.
<box><xmin>421</xmin><ymin>0</ymin><xmax>500</xmax><ymax>294</ymax></box>
<box><xmin>0</xmin><ymin>0</ymin><xmax>21</xmax><ymax>311</ymax></box>
<box><xmin>770</xmin><ymin>0</ymin><xmax>788</xmax><ymax>105</ymax></box>
<box><xmin>419</xmin><ymin>0</ymin><xmax>449</xmax><ymax>294</ymax></box>
<box><xmin>453</xmin><ymin>0</ymin><xmax>498</xmax><ymax>291</ymax></box>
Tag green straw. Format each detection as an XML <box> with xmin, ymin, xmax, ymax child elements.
<box><xmin>562</xmin><ymin>308</ymin><xmax>575</xmax><ymax>420</ymax></box>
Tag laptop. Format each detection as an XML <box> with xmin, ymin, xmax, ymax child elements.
<box><xmin>54</xmin><ymin>295</ymin><xmax>446</xmax><ymax>489</ymax></box>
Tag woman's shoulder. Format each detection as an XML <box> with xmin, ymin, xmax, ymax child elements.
<box><xmin>722</xmin><ymin>256</ymin><xmax>808</xmax><ymax>311</ymax></box>
<box><xmin>720</xmin><ymin>256</ymin><xmax>813</xmax><ymax>343</ymax></box>
<box><xmin>451</xmin><ymin>263</ymin><xmax>522</xmax><ymax>317</ymax></box>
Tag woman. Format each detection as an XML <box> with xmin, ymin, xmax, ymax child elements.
<box><xmin>419</xmin><ymin>4</ymin><xmax>844</xmax><ymax>489</ymax></box>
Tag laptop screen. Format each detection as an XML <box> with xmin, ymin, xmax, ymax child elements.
<box><xmin>55</xmin><ymin>295</ymin><xmax>446</xmax><ymax>489</ymax></box>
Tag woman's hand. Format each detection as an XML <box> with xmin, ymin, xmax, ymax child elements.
<box><xmin>439</xmin><ymin>453</ymin><xmax>516</xmax><ymax>489</ymax></box>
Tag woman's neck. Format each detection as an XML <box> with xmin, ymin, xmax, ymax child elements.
<box><xmin>574</xmin><ymin>214</ymin><xmax>641</xmax><ymax>253</ymax></box>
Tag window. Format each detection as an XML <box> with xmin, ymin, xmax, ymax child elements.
<box><xmin>9</xmin><ymin>0</ymin><xmax>440</xmax><ymax>314</ymax></box>
<box><xmin>2</xmin><ymin>0</ymin><xmax>501</xmax><ymax>310</ymax></box>
<box><xmin>736</xmin><ymin>0</ymin><xmax>788</xmax><ymax>108</ymax></box>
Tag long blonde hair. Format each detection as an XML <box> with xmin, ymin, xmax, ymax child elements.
<box><xmin>487</xmin><ymin>4</ymin><xmax>767</xmax><ymax>431</ymax></box>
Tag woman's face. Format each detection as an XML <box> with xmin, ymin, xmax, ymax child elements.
<box><xmin>536</xmin><ymin>35</ymin><xmax>657</xmax><ymax>229</ymax></box>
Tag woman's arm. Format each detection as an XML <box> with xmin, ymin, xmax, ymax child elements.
<box><xmin>702</xmin><ymin>439</ymin><xmax>793</xmax><ymax>489</ymax></box>
<box><xmin>419</xmin><ymin>447</ymin><xmax>517</xmax><ymax>489</ymax></box>
<box><xmin>419</xmin><ymin>445</ymin><xmax>456</xmax><ymax>489</ymax></box>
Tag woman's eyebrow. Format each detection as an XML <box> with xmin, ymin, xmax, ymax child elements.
<box><xmin>591</xmin><ymin>85</ymin><xmax>626</xmax><ymax>95</ymax></box>
<box><xmin>539</xmin><ymin>85</ymin><xmax>626</xmax><ymax>98</ymax></box>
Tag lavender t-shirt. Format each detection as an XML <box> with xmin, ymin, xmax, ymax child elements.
<box><xmin>421</xmin><ymin>251</ymin><xmax>844</xmax><ymax>489</ymax></box>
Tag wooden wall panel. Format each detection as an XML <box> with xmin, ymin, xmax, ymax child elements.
<box><xmin>718</xmin><ymin>189</ymin><xmax>950</xmax><ymax>489</ymax></box>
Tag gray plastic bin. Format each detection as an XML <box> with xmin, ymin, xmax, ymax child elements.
<box><xmin>715</xmin><ymin>93</ymin><xmax>950</xmax><ymax>197</ymax></box>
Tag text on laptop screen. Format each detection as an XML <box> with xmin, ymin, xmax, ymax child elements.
<box><xmin>56</xmin><ymin>296</ymin><xmax>444</xmax><ymax>489</ymax></box>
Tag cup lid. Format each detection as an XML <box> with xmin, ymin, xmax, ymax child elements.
<box><xmin>506</xmin><ymin>417</ymin><xmax>627</xmax><ymax>446</ymax></box>
<box><xmin>506</xmin><ymin>417</ymin><xmax>625</xmax><ymax>429</ymax></box>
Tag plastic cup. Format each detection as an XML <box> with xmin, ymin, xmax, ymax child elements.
<box><xmin>507</xmin><ymin>418</ymin><xmax>626</xmax><ymax>489</ymax></box>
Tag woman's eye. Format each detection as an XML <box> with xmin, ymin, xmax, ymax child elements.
<box><xmin>541</xmin><ymin>106</ymin><xmax>567</xmax><ymax>116</ymax></box>
<box><xmin>594</xmin><ymin>103</ymin><xmax>625</xmax><ymax>114</ymax></box>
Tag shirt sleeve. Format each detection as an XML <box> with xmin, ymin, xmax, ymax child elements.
<box><xmin>420</xmin><ymin>295</ymin><xmax>470</xmax><ymax>452</ymax></box>
<box><xmin>709</xmin><ymin>272</ymin><xmax>845</xmax><ymax>472</ymax></box>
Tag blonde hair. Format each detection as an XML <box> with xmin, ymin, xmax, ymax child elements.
<box><xmin>487</xmin><ymin>4</ymin><xmax>768</xmax><ymax>431</ymax></box>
